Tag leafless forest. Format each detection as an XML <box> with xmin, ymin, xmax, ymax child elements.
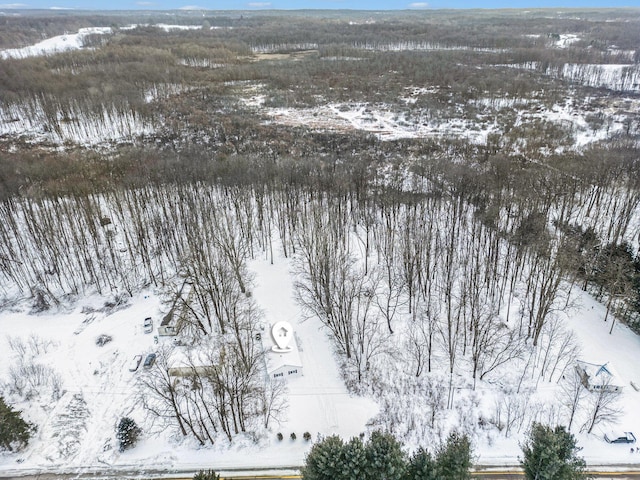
<box><xmin>1</xmin><ymin>8</ymin><xmax>639</xmax><ymax>445</ymax></box>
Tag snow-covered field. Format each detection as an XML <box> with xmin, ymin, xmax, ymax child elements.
<box><xmin>264</xmin><ymin>102</ymin><xmax>499</xmax><ymax>144</ymax></box>
<box><xmin>2</xmin><ymin>247</ymin><xmax>640</xmax><ymax>477</ymax></box>
<box><xmin>257</xmin><ymin>91</ymin><xmax>636</xmax><ymax>151</ymax></box>
<box><xmin>0</xmin><ymin>27</ymin><xmax>112</xmax><ymax>60</ymax></box>
<box><xmin>0</xmin><ymin>25</ymin><xmax>203</xmax><ymax>60</ymax></box>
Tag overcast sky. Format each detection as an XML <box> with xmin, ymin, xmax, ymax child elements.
<box><xmin>1</xmin><ymin>0</ymin><xmax>639</xmax><ymax>10</ymax></box>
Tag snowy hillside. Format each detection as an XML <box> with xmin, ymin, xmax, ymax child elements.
<box><xmin>0</xmin><ymin>27</ymin><xmax>112</xmax><ymax>60</ymax></box>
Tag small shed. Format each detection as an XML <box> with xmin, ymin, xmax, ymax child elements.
<box><xmin>167</xmin><ymin>349</ymin><xmax>216</xmax><ymax>378</ymax></box>
<box><xmin>575</xmin><ymin>360</ymin><xmax>622</xmax><ymax>392</ymax></box>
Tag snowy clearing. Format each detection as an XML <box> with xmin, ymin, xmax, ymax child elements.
<box><xmin>0</xmin><ymin>27</ymin><xmax>112</xmax><ymax>59</ymax></box>
<box><xmin>0</xmin><ymin>253</ymin><xmax>378</xmax><ymax>476</ymax></box>
<box><xmin>2</xmin><ymin>249</ymin><xmax>640</xmax><ymax>475</ymax></box>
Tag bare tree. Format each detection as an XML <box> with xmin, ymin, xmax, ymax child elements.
<box><xmin>372</xmin><ymin>204</ymin><xmax>406</xmax><ymax>334</ymax></box>
<box><xmin>138</xmin><ymin>345</ymin><xmax>189</xmax><ymax>439</ymax></box>
<box><xmin>350</xmin><ymin>273</ymin><xmax>387</xmax><ymax>384</ymax></box>
<box><xmin>601</xmin><ymin>253</ymin><xmax>635</xmax><ymax>334</ymax></box>
<box><xmin>560</xmin><ymin>369</ymin><xmax>585</xmax><ymax>432</ymax></box>
<box><xmin>536</xmin><ymin>317</ymin><xmax>580</xmax><ymax>384</ymax></box>
<box><xmin>582</xmin><ymin>379</ymin><xmax>623</xmax><ymax>434</ymax></box>
<box><xmin>471</xmin><ymin>322</ymin><xmax>525</xmax><ymax>389</ymax></box>
<box><xmin>492</xmin><ymin>393</ymin><xmax>531</xmax><ymax>437</ymax></box>
<box><xmin>520</xmin><ymin>243</ymin><xmax>567</xmax><ymax>347</ymax></box>
<box><xmin>261</xmin><ymin>379</ymin><xmax>289</xmax><ymax>429</ymax></box>
<box><xmin>294</xmin><ymin>200</ymin><xmax>356</xmax><ymax>359</ymax></box>
<box><xmin>406</xmin><ymin>318</ymin><xmax>431</xmax><ymax>378</ymax></box>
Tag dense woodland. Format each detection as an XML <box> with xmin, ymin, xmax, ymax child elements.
<box><xmin>1</xmin><ymin>9</ymin><xmax>639</xmax><ymax>447</ymax></box>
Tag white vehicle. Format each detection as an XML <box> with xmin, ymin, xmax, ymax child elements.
<box><xmin>128</xmin><ymin>354</ymin><xmax>143</xmax><ymax>372</ymax></box>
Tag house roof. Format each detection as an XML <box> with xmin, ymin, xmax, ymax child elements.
<box><xmin>168</xmin><ymin>347</ymin><xmax>216</xmax><ymax>373</ymax></box>
<box><xmin>264</xmin><ymin>323</ymin><xmax>303</xmax><ymax>373</ymax></box>
<box><xmin>160</xmin><ymin>310</ymin><xmax>174</xmax><ymax>326</ymax></box>
<box><xmin>577</xmin><ymin>360</ymin><xmax>618</xmax><ymax>383</ymax></box>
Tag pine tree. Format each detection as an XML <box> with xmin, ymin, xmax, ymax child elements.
<box><xmin>521</xmin><ymin>423</ymin><xmax>586</xmax><ymax>480</ymax></box>
<box><xmin>193</xmin><ymin>470</ymin><xmax>220</xmax><ymax>480</ymax></box>
<box><xmin>434</xmin><ymin>432</ymin><xmax>472</xmax><ymax>480</ymax></box>
<box><xmin>301</xmin><ymin>431</ymin><xmax>472</xmax><ymax>480</ymax></box>
<box><xmin>116</xmin><ymin>417</ymin><xmax>141</xmax><ymax>452</ymax></box>
<box><xmin>364</xmin><ymin>431</ymin><xmax>406</xmax><ymax>480</ymax></box>
<box><xmin>342</xmin><ymin>437</ymin><xmax>367</xmax><ymax>480</ymax></box>
<box><xmin>302</xmin><ymin>435</ymin><xmax>347</xmax><ymax>480</ymax></box>
<box><xmin>0</xmin><ymin>396</ymin><xmax>33</xmax><ymax>452</ymax></box>
<box><xmin>406</xmin><ymin>447</ymin><xmax>438</xmax><ymax>480</ymax></box>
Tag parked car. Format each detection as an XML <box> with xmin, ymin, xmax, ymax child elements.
<box><xmin>143</xmin><ymin>353</ymin><xmax>157</xmax><ymax>369</ymax></box>
<box><xmin>605</xmin><ymin>431</ymin><xmax>636</xmax><ymax>444</ymax></box>
<box><xmin>143</xmin><ymin>317</ymin><xmax>153</xmax><ymax>333</ymax></box>
<box><xmin>128</xmin><ymin>354</ymin><xmax>142</xmax><ymax>372</ymax></box>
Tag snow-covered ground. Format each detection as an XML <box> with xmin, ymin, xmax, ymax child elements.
<box><xmin>559</xmin><ymin>64</ymin><xmax>640</xmax><ymax>94</ymax></box>
<box><xmin>0</xmin><ymin>99</ymin><xmax>154</xmax><ymax>146</ymax></box>
<box><xmin>0</xmin><ymin>253</ymin><xmax>377</xmax><ymax>476</ymax></box>
<box><xmin>478</xmin><ymin>290</ymin><xmax>640</xmax><ymax>466</ymax></box>
<box><xmin>2</xmin><ymin>248</ymin><xmax>640</xmax><ymax>476</ymax></box>
<box><xmin>554</xmin><ymin>33</ymin><xmax>581</xmax><ymax>49</ymax></box>
<box><xmin>257</xmin><ymin>91</ymin><xmax>634</xmax><ymax>150</ymax></box>
<box><xmin>0</xmin><ymin>25</ymin><xmax>202</xmax><ymax>60</ymax></box>
<box><xmin>264</xmin><ymin>102</ymin><xmax>498</xmax><ymax>144</ymax></box>
<box><xmin>0</xmin><ymin>27</ymin><xmax>112</xmax><ymax>59</ymax></box>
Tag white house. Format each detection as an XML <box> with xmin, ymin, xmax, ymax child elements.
<box><xmin>264</xmin><ymin>321</ymin><xmax>303</xmax><ymax>379</ymax></box>
<box><xmin>575</xmin><ymin>360</ymin><xmax>622</xmax><ymax>392</ymax></box>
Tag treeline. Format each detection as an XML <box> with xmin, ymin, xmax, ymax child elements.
<box><xmin>211</xmin><ymin>9</ymin><xmax>640</xmax><ymax>53</ymax></box>
<box><xmin>0</xmin><ymin>11</ymin><xmax>220</xmax><ymax>49</ymax></box>
<box><xmin>2</xmin><ymin>11</ymin><xmax>638</xmax><ymax>107</ymax></box>
<box><xmin>301</xmin><ymin>424</ymin><xmax>587</xmax><ymax>480</ymax></box>
<box><xmin>302</xmin><ymin>431</ymin><xmax>472</xmax><ymax>480</ymax></box>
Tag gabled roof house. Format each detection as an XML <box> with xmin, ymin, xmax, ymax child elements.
<box><xmin>575</xmin><ymin>360</ymin><xmax>622</xmax><ymax>392</ymax></box>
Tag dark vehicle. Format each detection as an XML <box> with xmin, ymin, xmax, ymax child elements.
<box><xmin>143</xmin><ymin>353</ymin><xmax>157</xmax><ymax>369</ymax></box>
<box><xmin>143</xmin><ymin>317</ymin><xmax>153</xmax><ymax>333</ymax></box>
<box><xmin>605</xmin><ymin>431</ymin><xmax>636</xmax><ymax>444</ymax></box>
